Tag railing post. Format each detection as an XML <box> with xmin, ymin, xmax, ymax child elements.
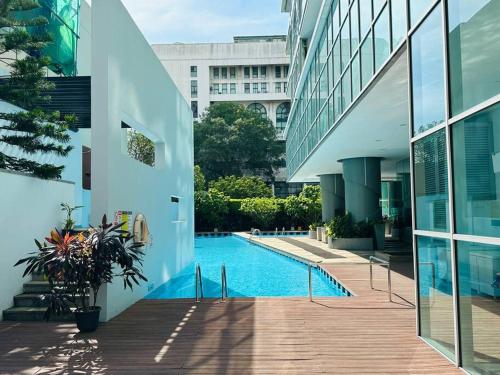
<box><xmin>388</xmin><ymin>261</ymin><xmax>392</xmax><ymax>303</ymax></box>
<box><xmin>195</xmin><ymin>264</ymin><xmax>203</xmax><ymax>303</ymax></box>
<box><xmin>221</xmin><ymin>263</ymin><xmax>227</xmax><ymax>302</ymax></box>
<box><xmin>308</xmin><ymin>263</ymin><xmax>313</xmax><ymax>302</ymax></box>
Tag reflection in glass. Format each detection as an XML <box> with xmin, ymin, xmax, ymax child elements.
<box><xmin>374</xmin><ymin>4</ymin><xmax>390</xmax><ymax>72</ymax></box>
<box><xmin>361</xmin><ymin>33</ymin><xmax>373</xmax><ymax>88</ymax></box>
<box><xmin>352</xmin><ymin>53</ymin><xmax>360</xmax><ymax>99</ymax></box>
<box><xmin>457</xmin><ymin>241</ymin><xmax>500</xmax><ymax>375</ymax></box>
<box><xmin>341</xmin><ymin>20</ymin><xmax>350</xmax><ymax>70</ymax></box>
<box><xmin>411</xmin><ymin>5</ymin><xmax>445</xmax><ymax>135</ymax></box>
<box><xmin>333</xmin><ymin>39</ymin><xmax>341</xmax><ymax>84</ymax></box>
<box><xmin>341</xmin><ymin>67</ymin><xmax>351</xmax><ymax>111</ymax></box>
<box><xmin>452</xmin><ymin>103</ymin><xmax>500</xmax><ymax>238</ymax></box>
<box><xmin>391</xmin><ymin>0</ymin><xmax>407</xmax><ymax>47</ymax></box>
<box><xmin>373</xmin><ymin>0</ymin><xmax>386</xmax><ymax>17</ymax></box>
<box><xmin>359</xmin><ymin>0</ymin><xmax>372</xmax><ymax>39</ymax></box>
<box><xmin>410</xmin><ymin>0</ymin><xmax>434</xmax><ymax>27</ymax></box>
<box><xmin>448</xmin><ymin>0</ymin><xmax>500</xmax><ymax>116</ymax></box>
<box><xmin>350</xmin><ymin>0</ymin><xmax>360</xmax><ymax>51</ymax></box>
<box><xmin>414</xmin><ymin>129</ymin><xmax>449</xmax><ymax>232</ymax></box>
<box><xmin>417</xmin><ymin>236</ymin><xmax>455</xmax><ymax>360</ymax></box>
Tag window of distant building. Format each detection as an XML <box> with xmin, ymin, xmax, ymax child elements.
<box><xmin>275</xmin><ymin>66</ymin><xmax>282</xmax><ymax>78</ymax></box>
<box><xmin>253</xmin><ymin>83</ymin><xmax>259</xmax><ymax>93</ymax></box>
<box><xmin>252</xmin><ymin>66</ymin><xmax>258</xmax><ymax>78</ymax></box>
<box><xmin>191</xmin><ymin>80</ymin><xmax>198</xmax><ymax>97</ymax></box>
<box><xmin>230</xmin><ymin>83</ymin><xmax>236</xmax><ymax>94</ymax></box>
<box><xmin>190</xmin><ymin>66</ymin><xmax>197</xmax><ymax>78</ymax></box>
<box><xmin>191</xmin><ymin>101</ymin><xmax>198</xmax><ymax>118</ymax></box>
<box><xmin>222</xmin><ymin>83</ymin><xmax>228</xmax><ymax>94</ymax></box>
<box><xmin>213</xmin><ymin>67</ymin><xmax>220</xmax><ymax>79</ymax></box>
<box><xmin>213</xmin><ymin>83</ymin><xmax>220</xmax><ymax>94</ymax></box>
<box><xmin>221</xmin><ymin>67</ymin><xmax>227</xmax><ymax>79</ymax></box>
<box><xmin>244</xmin><ymin>66</ymin><xmax>250</xmax><ymax>79</ymax></box>
<box><xmin>284</xmin><ymin>65</ymin><xmax>289</xmax><ymax>77</ymax></box>
<box><xmin>283</xmin><ymin>82</ymin><xmax>288</xmax><ymax>92</ymax></box>
<box><xmin>260</xmin><ymin>66</ymin><xmax>267</xmax><ymax>78</ymax></box>
<box><xmin>275</xmin><ymin>82</ymin><xmax>281</xmax><ymax>93</ymax></box>
<box><xmin>248</xmin><ymin>103</ymin><xmax>267</xmax><ymax>119</ymax></box>
<box><xmin>230</xmin><ymin>66</ymin><xmax>236</xmax><ymax>79</ymax></box>
<box><xmin>261</xmin><ymin>82</ymin><xmax>268</xmax><ymax>93</ymax></box>
<box><xmin>276</xmin><ymin>102</ymin><xmax>290</xmax><ymax>131</ymax></box>
<box><xmin>244</xmin><ymin>83</ymin><xmax>250</xmax><ymax>93</ymax></box>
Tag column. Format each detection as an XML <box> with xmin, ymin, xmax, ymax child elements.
<box><xmin>319</xmin><ymin>174</ymin><xmax>345</xmax><ymax>222</ymax></box>
<box><xmin>342</xmin><ymin>157</ymin><xmax>382</xmax><ymax>222</ymax></box>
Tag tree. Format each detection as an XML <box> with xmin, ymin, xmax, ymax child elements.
<box><xmin>194</xmin><ymin>188</ymin><xmax>230</xmax><ymax>231</ymax></box>
<box><xmin>208</xmin><ymin>175</ymin><xmax>272</xmax><ymax>198</ymax></box>
<box><xmin>284</xmin><ymin>185</ymin><xmax>322</xmax><ymax>226</ymax></box>
<box><xmin>194</xmin><ymin>103</ymin><xmax>285</xmax><ymax>182</ymax></box>
<box><xmin>239</xmin><ymin>198</ymin><xmax>280</xmax><ymax>229</ymax></box>
<box><xmin>127</xmin><ymin>129</ymin><xmax>155</xmax><ymax>167</ymax></box>
<box><xmin>194</xmin><ymin>165</ymin><xmax>206</xmax><ymax>192</ymax></box>
<box><xmin>0</xmin><ymin>0</ymin><xmax>75</xmax><ymax>179</ymax></box>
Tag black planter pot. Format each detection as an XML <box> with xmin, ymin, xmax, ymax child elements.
<box><xmin>74</xmin><ymin>307</ymin><xmax>101</xmax><ymax>333</ymax></box>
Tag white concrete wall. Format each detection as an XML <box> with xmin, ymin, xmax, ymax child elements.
<box><xmin>77</xmin><ymin>0</ymin><xmax>92</xmax><ymax>76</ymax></box>
<box><xmin>91</xmin><ymin>0</ymin><xmax>194</xmax><ymax>321</ymax></box>
<box><xmin>0</xmin><ymin>171</ymin><xmax>74</xmax><ymax>318</ymax></box>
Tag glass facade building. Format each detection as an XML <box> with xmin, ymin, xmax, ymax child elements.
<box><xmin>284</xmin><ymin>1</ymin><xmax>500</xmax><ymax>373</ymax></box>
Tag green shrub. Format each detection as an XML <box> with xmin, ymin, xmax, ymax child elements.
<box><xmin>194</xmin><ymin>165</ymin><xmax>206</xmax><ymax>191</ymax></box>
<box><xmin>209</xmin><ymin>175</ymin><xmax>272</xmax><ymax>198</ymax></box>
<box><xmin>194</xmin><ymin>189</ymin><xmax>230</xmax><ymax>231</ymax></box>
<box><xmin>325</xmin><ymin>213</ymin><xmax>374</xmax><ymax>239</ymax></box>
<box><xmin>239</xmin><ymin>198</ymin><xmax>280</xmax><ymax>229</ymax></box>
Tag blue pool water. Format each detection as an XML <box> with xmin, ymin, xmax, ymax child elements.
<box><xmin>147</xmin><ymin>235</ymin><xmax>348</xmax><ymax>298</ymax></box>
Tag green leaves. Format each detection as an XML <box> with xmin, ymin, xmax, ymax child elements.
<box><xmin>208</xmin><ymin>175</ymin><xmax>272</xmax><ymax>199</ymax></box>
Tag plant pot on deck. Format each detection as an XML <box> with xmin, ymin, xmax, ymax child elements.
<box><xmin>316</xmin><ymin>227</ymin><xmax>323</xmax><ymax>242</ymax></box>
<box><xmin>308</xmin><ymin>230</ymin><xmax>317</xmax><ymax>239</ymax></box>
<box><xmin>330</xmin><ymin>238</ymin><xmax>374</xmax><ymax>251</ymax></box>
<box><xmin>328</xmin><ymin>236</ymin><xmax>334</xmax><ymax>249</ymax></box>
<box><xmin>74</xmin><ymin>306</ymin><xmax>101</xmax><ymax>333</ymax></box>
<box><xmin>321</xmin><ymin>227</ymin><xmax>328</xmax><ymax>244</ymax></box>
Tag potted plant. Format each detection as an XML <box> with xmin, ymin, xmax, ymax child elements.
<box><xmin>308</xmin><ymin>223</ymin><xmax>317</xmax><ymax>239</ymax></box>
<box><xmin>316</xmin><ymin>224</ymin><xmax>323</xmax><ymax>242</ymax></box>
<box><xmin>60</xmin><ymin>203</ymin><xmax>83</xmax><ymax>236</ymax></box>
<box><xmin>16</xmin><ymin>215</ymin><xmax>147</xmax><ymax>333</ymax></box>
<box><xmin>384</xmin><ymin>215</ymin><xmax>392</xmax><ymax>235</ymax></box>
<box><xmin>325</xmin><ymin>214</ymin><xmax>374</xmax><ymax>251</ymax></box>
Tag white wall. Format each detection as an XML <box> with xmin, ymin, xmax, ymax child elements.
<box><xmin>91</xmin><ymin>0</ymin><xmax>194</xmax><ymax>321</ymax></box>
<box><xmin>0</xmin><ymin>171</ymin><xmax>74</xmax><ymax>318</ymax></box>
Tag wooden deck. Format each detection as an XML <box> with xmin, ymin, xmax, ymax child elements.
<box><xmin>0</xmin><ymin>260</ymin><xmax>462</xmax><ymax>374</ymax></box>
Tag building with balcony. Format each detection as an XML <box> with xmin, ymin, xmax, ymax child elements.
<box><xmin>282</xmin><ymin>0</ymin><xmax>499</xmax><ymax>373</ymax></box>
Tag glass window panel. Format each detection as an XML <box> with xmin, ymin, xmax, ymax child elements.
<box><xmin>327</xmin><ymin>14</ymin><xmax>333</xmax><ymax>51</ymax></box>
<box><xmin>410</xmin><ymin>0</ymin><xmax>434</xmax><ymax>27</ymax></box>
<box><xmin>361</xmin><ymin>31</ymin><xmax>374</xmax><ymax>88</ymax></box>
<box><xmin>333</xmin><ymin>38</ymin><xmax>341</xmax><ymax>84</ymax></box>
<box><xmin>352</xmin><ymin>52</ymin><xmax>360</xmax><ymax>98</ymax></box>
<box><xmin>373</xmin><ymin>0</ymin><xmax>386</xmax><ymax>17</ymax></box>
<box><xmin>319</xmin><ymin>105</ymin><xmax>328</xmax><ymax>139</ymax></box>
<box><xmin>341</xmin><ymin>67</ymin><xmax>351</xmax><ymax>111</ymax></box>
<box><xmin>411</xmin><ymin>5</ymin><xmax>446</xmax><ymax>135</ymax></box>
<box><xmin>329</xmin><ymin>94</ymin><xmax>335</xmax><ymax>126</ymax></box>
<box><xmin>340</xmin><ymin>0</ymin><xmax>349</xmax><ymax>21</ymax></box>
<box><xmin>448</xmin><ymin>0</ymin><xmax>500</xmax><ymax>116</ymax></box>
<box><xmin>341</xmin><ymin>20</ymin><xmax>350</xmax><ymax>70</ymax></box>
<box><xmin>453</xmin><ymin>103</ymin><xmax>500</xmax><ymax>237</ymax></box>
<box><xmin>334</xmin><ymin>85</ymin><xmax>342</xmax><ymax>119</ymax></box>
<box><xmin>414</xmin><ymin>129</ymin><xmax>449</xmax><ymax>232</ymax></box>
<box><xmin>374</xmin><ymin>4</ymin><xmax>390</xmax><ymax>72</ymax></box>
<box><xmin>319</xmin><ymin>29</ymin><xmax>328</xmax><ymax>73</ymax></box>
<box><xmin>359</xmin><ymin>0</ymin><xmax>372</xmax><ymax>38</ymax></box>
<box><xmin>328</xmin><ymin>54</ymin><xmax>334</xmax><ymax>95</ymax></box>
<box><xmin>332</xmin><ymin>1</ymin><xmax>340</xmax><ymax>40</ymax></box>
<box><xmin>319</xmin><ymin>68</ymin><xmax>328</xmax><ymax>110</ymax></box>
<box><xmin>457</xmin><ymin>241</ymin><xmax>500</xmax><ymax>375</ymax></box>
<box><xmin>417</xmin><ymin>236</ymin><xmax>455</xmax><ymax>360</ymax></box>
<box><xmin>350</xmin><ymin>0</ymin><xmax>360</xmax><ymax>51</ymax></box>
<box><xmin>391</xmin><ymin>0</ymin><xmax>407</xmax><ymax>47</ymax></box>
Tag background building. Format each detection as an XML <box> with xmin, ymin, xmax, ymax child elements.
<box><xmin>153</xmin><ymin>37</ymin><xmax>306</xmax><ymax>197</ymax></box>
<box><xmin>282</xmin><ymin>0</ymin><xmax>499</xmax><ymax>374</ymax></box>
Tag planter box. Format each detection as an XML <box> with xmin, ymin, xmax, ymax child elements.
<box><xmin>316</xmin><ymin>227</ymin><xmax>323</xmax><ymax>242</ymax></box>
<box><xmin>329</xmin><ymin>238</ymin><xmax>374</xmax><ymax>251</ymax></box>
<box><xmin>321</xmin><ymin>227</ymin><xmax>328</xmax><ymax>244</ymax></box>
<box><xmin>308</xmin><ymin>230</ymin><xmax>317</xmax><ymax>240</ymax></box>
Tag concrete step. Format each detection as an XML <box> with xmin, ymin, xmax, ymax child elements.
<box><xmin>32</xmin><ymin>273</ymin><xmax>47</xmax><ymax>282</ymax></box>
<box><xmin>23</xmin><ymin>281</ymin><xmax>53</xmax><ymax>294</ymax></box>
<box><xmin>2</xmin><ymin>307</ymin><xmax>74</xmax><ymax>322</ymax></box>
<box><xmin>13</xmin><ymin>294</ymin><xmax>89</xmax><ymax>308</ymax></box>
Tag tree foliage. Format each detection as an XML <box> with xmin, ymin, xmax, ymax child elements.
<box><xmin>194</xmin><ymin>188</ymin><xmax>230</xmax><ymax>231</ymax></box>
<box><xmin>0</xmin><ymin>0</ymin><xmax>75</xmax><ymax>179</ymax></box>
<box><xmin>239</xmin><ymin>198</ymin><xmax>280</xmax><ymax>229</ymax></box>
<box><xmin>194</xmin><ymin>103</ymin><xmax>285</xmax><ymax>182</ymax></box>
<box><xmin>127</xmin><ymin>129</ymin><xmax>155</xmax><ymax>167</ymax></box>
<box><xmin>208</xmin><ymin>175</ymin><xmax>272</xmax><ymax>199</ymax></box>
<box><xmin>194</xmin><ymin>165</ymin><xmax>206</xmax><ymax>192</ymax></box>
<box><xmin>284</xmin><ymin>185</ymin><xmax>321</xmax><ymax>226</ymax></box>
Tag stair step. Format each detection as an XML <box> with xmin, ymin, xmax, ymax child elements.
<box><xmin>13</xmin><ymin>294</ymin><xmax>89</xmax><ymax>308</ymax></box>
<box><xmin>2</xmin><ymin>307</ymin><xmax>74</xmax><ymax>322</ymax></box>
<box><xmin>32</xmin><ymin>273</ymin><xmax>47</xmax><ymax>282</ymax></box>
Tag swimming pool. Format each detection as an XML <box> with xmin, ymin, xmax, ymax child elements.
<box><xmin>147</xmin><ymin>235</ymin><xmax>349</xmax><ymax>299</ymax></box>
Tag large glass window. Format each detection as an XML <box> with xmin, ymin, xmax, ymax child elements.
<box><xmin>417</xmin><ymin>236</ymin><xmax>455</xmax><ymax>361</ymax></box>
<box><xmin>448</xmin><ymin>0</ymin><xmax>500</xmax><ymax>116</ymax></box>
<box><xmin>319</xmin><ymin>30</ymin><xmax>328</xmax><ymax>73</ymax></box>
<box><xmin>374</xmin><ymin>4</ymin><xmax>390</xmax><ymax>72</ymax></box>
<box><xmin>350</xmin><ymin>0</ymin><xmax>360</xmax><ymax>51</ymax></box>
<box><xmin>352</xmin><ymin>53</ymin><xmax>360</xmax><ymax>99</ymax></box>
<box><xmin>411</xmin><ymin>5</ymin><xmax>446</xmax><ymax>135</ymax></box>
<box><xmin>457</xmin><ymin>241</ymin><xmax>500</xmax><ymax>375</ymax></box>
<box><xmin>341</xmin><ymin>19</ymin><xmax>350</xmax><ymax>71</ymax></box>
<box><xmin>359</xmin><ymin>0</ymin><xmax>372</xmax><ymax>39</ymax></box>
<box><xmin>391</xmin><ymin>0</ymin><xmax>407</xmax><ymax>48</ymax></box>
<box><xmin>341</xmin><ymin>67</ymin><xmax>351</xmax><ymax>111</ymax></box>
<box><xmin>361</xmin><ymin>32</ymin><xmax>374</xmax><ymax>88</ymax></box>
<box><xmin>333</xmin><ymin>38</ymin><xmax>341</xmax><ymax>84</ymax></box>
<box><xmin>332</xmin><ymin>1</ymin><xmax>340</xmax><ymax>40</ymax></box>
<box><xmin>319</xmin><ymin>67</ymin><xmax>328</xmax><ymax>109</ymax></box>
<box><xmin>414</xmin><ymin>129</ymin><xmax>449</xmax><ymax>232</ymax></box>
<box><xmin>453</xmin><ymin>103</ymin><xmax>500</xmax><ymax>238</ymax></box>
<box><xmin>276</xmin><ymin>102</ymin><xmax>290</xmax><ymax>132</ymax></box>
<box><xmin>373</xmin><ymin>0</ymin><xmax>386</xmax><ymax>17</ymax></box>
<box><xmin>410</xmin><ymin>0</ymin><xmax>434</xmax><ymax>27</ymax></box>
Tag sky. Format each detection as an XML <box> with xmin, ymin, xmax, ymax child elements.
<box><xmin>119</xmin><ymin>0</ymin><xmax>290</xmax><ymax>44</ymax></box>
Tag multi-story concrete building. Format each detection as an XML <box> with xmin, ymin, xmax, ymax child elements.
<box><xmin>282</xmin><ymin>0</ymin><xmax>499</xmax><ymax>374</ymax></box>
<box><xmin>153</xmin><ymin>36</ymin><xmax>306</xmax><ymax>197</ymax></box>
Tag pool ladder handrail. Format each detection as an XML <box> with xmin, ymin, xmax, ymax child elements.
<box><xmin>369</xmin><ymin>256</ymin><xmax>392</xmax><ymax>302</ymax></box>
<box><xmin>221</xmin><ymin>263</ymin><xmax>228</xmax><ymax>302</ymax></box>
<box><xmin>195</xmin><ymin>264</ymin><xmax>203</xmax><ymax>302</ymax></box>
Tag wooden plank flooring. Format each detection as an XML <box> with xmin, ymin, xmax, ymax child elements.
<box><xmin>0</xmin><ymin>260</ymin><xmax>462</xmax><ymax>374</ymax></box>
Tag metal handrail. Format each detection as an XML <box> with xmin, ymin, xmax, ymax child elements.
<box><xmin>221</xmin><ymin>263</ymin><xmax>228</xmax><ymax>301</ymax></box>
<box><xmin>195</xmin><ymin>264</ymin><xmax>203</xmax><ymax>302</ymax></box>
<box><xmin>308</xmin><ymin>263</ymin><xmax>313</xmax><ymax>302</ymax></box>
<box><xmin>249</xmin><ymin>228</ymin><xmax>261</xmax><ymax>239</ymax></box>
<box><xmin>419</xmin><ymin>262</ymin><xmax>436</xmax><ymax>306</ymax></box>
<box><xmin>369</xmin><ymin>256</ymin><xmax>392</xmax><ymax>302</ymax></box>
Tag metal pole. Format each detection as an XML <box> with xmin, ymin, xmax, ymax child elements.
<box><xmin>370</xmin><ymin>259</ymin><xmax>374</xmax><ymax>290</ymax></box>
<box><xmin>388</xmin><ymin>262</ymin><xmax>392</xmax><ymax>303</ymax></box>
<box><xmin>308</xmin><ymin>263</ymin><xmax>312</xmax><ymax>302</ymax></box>
<box><xmin>195</xmin><ymin>264</ymin><xmax>201</xmax><ymax>303</ymax></box>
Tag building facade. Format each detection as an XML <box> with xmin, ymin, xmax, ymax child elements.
<box><xmin>282</xmin><ymin>0</ymin><xmax>499</xmax><ymax>374</ymax></box>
